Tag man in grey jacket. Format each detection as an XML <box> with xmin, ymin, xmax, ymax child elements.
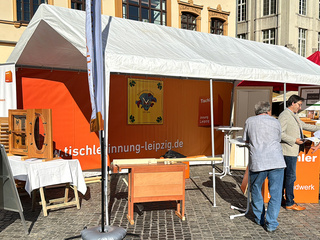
<box><xmin>278</xmin><ymin>94</ymin><xmax>320</xmax><ymax>211</ymax></box>
<box><xmin>243</xmin><ymin>101</ymin><xmax>286</xmax><ymax>232</ymax></box>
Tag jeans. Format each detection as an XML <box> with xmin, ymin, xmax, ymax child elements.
<box><xmin>283</xmin><ymin>156</ymin><xmax>297</xmax><ymax>207</ymax></box>
<box><xmin>250</xmin><ymin>168</ymin><xmax>284</xmax><ymax>231</ymax></box>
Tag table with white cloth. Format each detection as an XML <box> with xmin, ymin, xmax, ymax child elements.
<box><xmin>8</xmin><ymin>156</ymin><xmax>87</xmax><ymax>216</ymax></box>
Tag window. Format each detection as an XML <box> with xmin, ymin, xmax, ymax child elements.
<box><xmin>299</xmin><ymin>0</ymin><xmax>306</xmax><ymax>15</ymax></box>
<box><xmin>210</xmin><ymin>18</ymin><xmax>224</xmax><ymax>35</ymax></box>
<box><xmin>263</xmin><ymin>0</ymin><xmax>276</xmax><ymax>16</ymax></box>
<box><xmin>298</xmin><ymin>28</ymin><xmax>306</xmax><ymax>56</ymax></box>
<box><xmin>122</xmin><ymin>0</ymin><xmax>167</xmax><ymax>25</ymax></box>
<box><xmin>238</xmin><ymin>0</ymin><xmax>246</xmax><ymax>22</ymax></box>
<box><xmin>237</xmin><ymin>33</ymin><xmax>247</xmax><ymax>39</ymax></box>
<box><xmin>16</xmin><ymin>0</ymin><xmax>45</xmax><ymax>22</ymax></box>
<box><xmin>181</xmin><ymin>12</ymin><xmax>197</xmax><ymax>31</ymax></box>
<box><xmin>71</xmin><ymin>0</ymin><xmax>86</xmax><ymax>11</ymax></box>
<box><xmin>262</xmin><ymin>29</ymin><xmax>276</xmax><ymax>44</ymax></box>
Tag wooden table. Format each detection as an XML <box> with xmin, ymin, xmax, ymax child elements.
<box><xmin>8</xmin><ymin>156</ymin><xmax>87</xmax><ymax>216</ymax></box>
<box><xmin>113</xmin><ymin>162</ymin><xmax>186</xmax><ymax>225</ymax></box>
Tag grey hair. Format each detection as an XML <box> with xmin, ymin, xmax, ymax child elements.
<box><xmin>254</xmin><ymin>101</ymin><xmax>271</xmax><ymax>115</ymax></box>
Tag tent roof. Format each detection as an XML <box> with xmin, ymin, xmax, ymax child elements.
<box><xmin>7</xmin><ymin>4</ymin><xmax>320</xmax><ymax>84</ymax></box>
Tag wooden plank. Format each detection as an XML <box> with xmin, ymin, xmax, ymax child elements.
<box><xmin>113</xmin><ymin>156</ymin><xmax>223</xmax><ymax>166</ymax></box>
<box><xmin>240</xmin><ymin>166</ymin><xmax>249</xmax><ymax>194</ymax></box>
<box><xmin>133</xmin><ymin>195</ymin><xmax>184</xmax><ymax>203</ymax></box>
<box><xmin>85</xmin><ymin>176</ymin><xmax>101</xmax><ymax>184</ymax></box>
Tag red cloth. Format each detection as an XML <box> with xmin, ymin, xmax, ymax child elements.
<box><xmin>237</xmin><ymin>80</ymin><xmax>303</xmax><ymax>91</ymax></box>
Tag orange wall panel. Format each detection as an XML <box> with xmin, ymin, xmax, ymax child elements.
<box><xmin>16</xmin><ymin>69</ymin><xmax>233</xmax><ymax>170</ymax></box>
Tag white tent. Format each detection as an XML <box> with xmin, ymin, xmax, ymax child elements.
<box><xmin>6</xmin><ymin>4</ymin><xmax>320</xmax><ymax>209</ymax></box>
<box><xmin>7</xmin><ymin>4</ymin><xmax>320</xmax><ymax>85</ymax></box>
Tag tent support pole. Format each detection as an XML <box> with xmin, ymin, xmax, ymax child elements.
<box><xmin>210</xmin><ymin>79</ymin><xmax>217</xmax><ymax>207</ymax></box>
<box><xmin>284</xmin><ymin>83</ymin><xmax>287</xmax><ymax>109</ymax></box>
<box><xmin>99</xmin><ymin>130</ymin><xmax>105</xmax><ymax>232</ymax></box>
<box><xmin>229</xmin><ymin>81</ymin><xmax>236</xmax><ymax>126</ymax></box>
<box><xmin>104</xmin><ymin>72</ymin><xmax>111</xmax><ymax>227</ymax></box>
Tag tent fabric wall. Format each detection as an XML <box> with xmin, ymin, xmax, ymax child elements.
<box><xmin>7</xmin><ymin>4</ymin><xmax>320</xmax><ymax>85</ymax></box>
<box><xmin>108</xmin><ymin>75</ymin><xmax>233</xmax><ymax>160</ymax></box>
<box><xmin>15</xmin><ymin>69</ymin><xmax>233</xmax><ymax>169</ymax></box>
<box><xmin>15</xmin><ymin>68</ymin><xmax>101</xmax><ymax>170</ymax></box>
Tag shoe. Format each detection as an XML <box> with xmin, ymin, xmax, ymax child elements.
<box><xmin>266</xmin><ymin>227</ymin><xmax>277</xmax><ymax>233</ymax></box>
<box><xmin>286</xmin><ymin>203</ymin><xmax>306</xmax><ymax>211</ymax></box>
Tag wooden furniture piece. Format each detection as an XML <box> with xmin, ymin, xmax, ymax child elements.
<box><xmin>0</xmin><ymin>117</ymin><xmax>9</xmax><ymax>152</ymax></box>
<box><xmin>300</xmin><ymin>117</ymin><xmax>317</xmax><ymax>138</ymax></box>
<box><xmin>113</xmin><ymin>163</ymin><xmax>186</xmax><ymax>225</ymax></box>
<box><xmin>8</xmin><ymin>109</ymin><xmax>53</xmax><ymax>160</ymax></box>
<box><xmin>8</xmin><ymin>110</ymin><xmax>28</xmax><ymax>156</ymax></box>
<box><xmin>8</xmin><ymin>156</ymin><xmax>87</xmax><ymax>216</ymax></box>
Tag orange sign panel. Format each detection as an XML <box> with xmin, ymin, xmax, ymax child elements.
<box><xmin>198</xmin><ymin>97</ymin><xmax>211</xmax><ymax>127</ymax></box>
<box><xmin>263</xmin><ymin>149</ymin><xmax>320</xmax><ymax>203</ymax></box>
<box><xmin>5</xmin><ymin>71</ymin><xmax>12</xmax><ymax>83</ymax></box>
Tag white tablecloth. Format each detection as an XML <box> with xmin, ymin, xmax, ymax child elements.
<box><xmin>8</xmin><ymin>156</ymin><xmax>87</xmax><ymax>195</ymax></box>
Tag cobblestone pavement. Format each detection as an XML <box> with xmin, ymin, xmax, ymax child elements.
<box><xmin>0</xmin><ymin>165</ymin><xmax>319</xmax><ymax>239</ymax></box>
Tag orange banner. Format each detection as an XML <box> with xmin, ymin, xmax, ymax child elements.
<box><xmin>263</xmin><ymin>148</ymin><xmax>320</xmax><ymax>203</ymax></box>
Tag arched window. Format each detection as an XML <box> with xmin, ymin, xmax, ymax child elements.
<box><xmin>208</xmin><ymin>5</ymin><xmax>229</xmax><ymax>35</ymax></box>
<box><xmin>181</xmin><ymin>12</ymin><xmax>197</xmax><ymax>31</ymax></box>
<box><xmin>210</xmin><ymin>18</ymin><xmax>224</xmax><ymax>35</ymax></box>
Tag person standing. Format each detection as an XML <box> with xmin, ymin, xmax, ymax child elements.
<box><xmin>243</xmin><ymin>101</ymin><xmax>286</xmax><ymax>232</ymax></box>
<box><xmin>278</xmin><ymin>94</ymin><xmax>320</xmax><ymax>211</ymax></box>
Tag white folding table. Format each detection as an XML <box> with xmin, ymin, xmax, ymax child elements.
<box><xmin>8</xmin><ymin>156</ymin><xmax>87</xmax><ymax>216</ymax></box>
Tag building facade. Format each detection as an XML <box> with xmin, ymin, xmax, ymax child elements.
<box><xmin>0</xmin><ymin>0</ymin><xmax>236</xmax><ymax>63</ymax></box>
<box><xmin>237</xmin><ymin>0</ymin><xmax>320</xmax><ymax>57</ymax></box>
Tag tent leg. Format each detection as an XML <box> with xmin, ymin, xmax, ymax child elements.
<box><xmin>210</xmin><ymin>79</ymin><xmax>217</xmax><ymax>207</ymax></box>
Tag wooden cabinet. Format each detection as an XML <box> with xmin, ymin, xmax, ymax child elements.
<box><xmin>114</xmin><ymin>163</ymin><xmax>186</xmax><ymax>225</ymax></box>
<box><xmin>8</xmin><ymin>110</ymin><xmax>28</xmax><ymax>155</ymax></box>
<box><xmin>8</xmin><ymin>109</ymin><xmax>53</xmax><ymax>160</ymax></box>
